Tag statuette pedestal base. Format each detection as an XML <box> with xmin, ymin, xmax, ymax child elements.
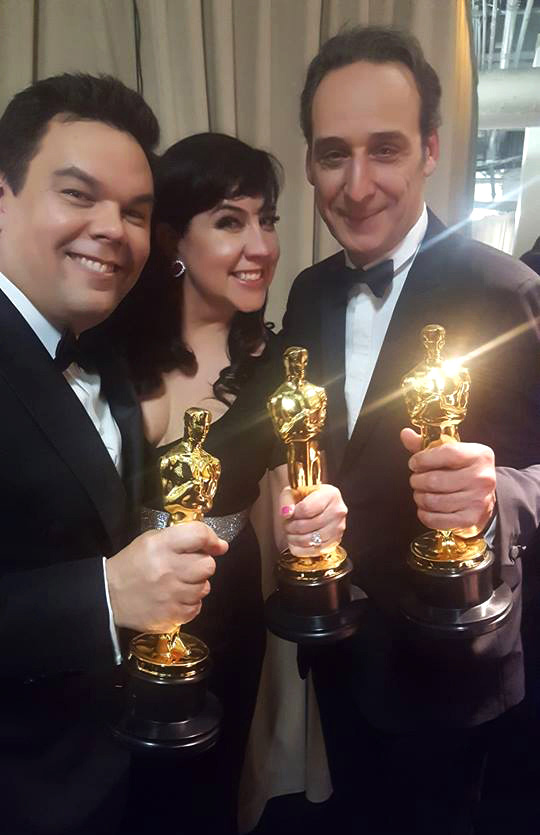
<box><xmin>401</xmin><ymin>533</ymin><xmax>513</xmax><ymax>636</ymax></box>
<box><xmin>266</xmin><ymin>549</ymin><xmax>364</xmax><ymax>644</ymax></box>
<box><xmin>113</xmin><ymin>633</ymin><xmax>221</xmax><ymax>756</ymax></box>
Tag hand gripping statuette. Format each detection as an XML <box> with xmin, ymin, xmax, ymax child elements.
<box><xmin>114</xmin><ymin>408</ymin><xmax>223</xmax><ymax>754</ymax></box>
<box><xmin>265</xmin><ymin>346</ymin><xmax>364</xmax><ymax>644</ymax></box>
<box><xmin>400</xmin><ymin>325</ymin><xmax>512</xmax><ymax>636</ymax></box>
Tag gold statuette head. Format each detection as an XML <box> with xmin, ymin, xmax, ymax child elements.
<box><xmin>267</xmin><ymin>346</ymin><xmax>327</xmax><ymax>447</ymax></box>
<box><xmin>401</xmin><ymin>324</ymin><xmax>470</xmax><ymax>450</ymax></box>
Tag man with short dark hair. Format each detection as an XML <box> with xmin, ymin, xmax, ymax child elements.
<box><xmin>0</xmin><ymin>73</ymin><xmax>227</xmax><ymax>834</ymax></box>
<box><xmin>282</xmin><ymin>26</ymin><xmax>540</xmax><ymax>834</ymax></box>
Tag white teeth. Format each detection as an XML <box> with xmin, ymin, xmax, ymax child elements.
<box><xmin>70</xmin><ymin>254</ymin><xmax>116</xmax><ymax>274</ymax></box>
<box><xmin>234</xmin><ymin>271</ymin><xmax>262</xmax><ymax>282</ymax></box>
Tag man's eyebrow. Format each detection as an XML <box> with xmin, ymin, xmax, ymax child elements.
<box><xmin>368</xmin><ymin>131</ymin><xmax>407</xmax><ymax>143</ymax></box>
<box><xmin>52</xmin><ymin>165</ymin><xmax>154</xmax><ymax>205</ymax></box>
<box><xmin>52</xmin><ymin>165</ymin><xmax>99</xmax><ymax>189</ymax></box>
<box><xmin>128</xmin><ymin>192</ymin><xmax>154</xmax><ymax>206</ymax></box>
<box><xmin>312</xmin><ymin>136</ymin><xmax>348</xmax><ymax>154</ymax></box>
<box><xmin>313</xmin><ymin>131</ymin><xmax>407</xmax><ymax>153</ymax></box>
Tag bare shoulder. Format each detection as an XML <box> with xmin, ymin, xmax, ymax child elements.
<box><xmin>140</xmin><ymin>382</ymin><xmax>170</xmax><ymax>446</ymax></box>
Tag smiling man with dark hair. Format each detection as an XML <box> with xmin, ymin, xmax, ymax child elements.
<box><xmin>0</xmin><ymin>73</ymin><xmax>227</xmax><ymax>835</ymax></box>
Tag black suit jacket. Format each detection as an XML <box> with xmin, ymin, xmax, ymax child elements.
<box><xmin>520</xmin><ymin>239</ymin><xmax>540</xmax><ymax>277</ymax></box>
<box><xmin>282</xmin><ymin>211</ymin><xmax>540</xmax><ymax>731</ymax></box>
<box><xmin>0</xmin><ymin>289</ymin><xmax>144</xmax><ymax>833</ymax></box>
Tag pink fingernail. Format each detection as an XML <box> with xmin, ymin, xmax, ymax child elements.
<box><xmin>281</xmin><ymin>505</ymin><xmax>293</xmax><ymax>516</ymax></box>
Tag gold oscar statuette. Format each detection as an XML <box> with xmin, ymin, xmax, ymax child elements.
<box><xmin>114</xmin><ymin>407</ymin><xmax>222</xmax><ymax>753</ymax></box>
<box><xmin>129</xmin><ymin>407</ymin><xmax>221</xmax><ymax>678</ymax></box>
<box><xmin>401</xmin><ymin>324</ymin><xmax>489</xmax><ymax>574</ymax></box>
<box><xmin>264</xmin><ymin>346</ymin><xmax>363</xmax><ymax>644</ymax></box>
<box><xmin>268</xmin><ymin>345</ymin><xmax>347</xmax><ymax>577</ymax></box>
<box><xmin>399</xmin><ymin>324</ymin><xmax>512</xmax><ymax>636</ymax></box>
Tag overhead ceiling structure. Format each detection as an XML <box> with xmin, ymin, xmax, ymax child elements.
<box><xmin>472</xmin><ymin>0</ymin><xmax>540</xmax><ymax>127</ymax></box>
<box><xmin>471</xmin><ymin>0</ymin><xmax>540</xmax><ymax>71</ymax></box>
<box><xmin>470</xmin><ymin>0</ymin><xmax>540</xmax><ymax>255</ymax></box>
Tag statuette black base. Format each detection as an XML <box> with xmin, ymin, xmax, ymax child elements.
<box><xmin>265</xmin><ymin>557</ymin><xmax>364</xmax><ymax>644</ymax></box>
<box><xmin>112</xmin><ymin>663</ymin><xmax>222</xmax><ymax>756</ymax></box>
<box><xmin>401</xmin><ymin>549</ymin><xmax>513</xmax><ymax>637</ymax></box>
<box><xmin>401</xmin><ymin>583</ymin><xmax>513</xmax><ymax>636</ymax></box>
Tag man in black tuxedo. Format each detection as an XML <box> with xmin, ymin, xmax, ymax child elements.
<box><xmin>521</xmin><ymin>235</ymin><xmax>540</xmax><ymax>276</ymax></box>
<box><xmin>0</xmin><ymin>74</ymin><xmax>227</xmax><ymax>834</ymax></box>
<box><xmin>281</xmin><ymin>26</ymin><xmax>540</xmax><ymax>834</ymax></box>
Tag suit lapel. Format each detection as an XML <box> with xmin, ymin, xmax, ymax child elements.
<box><xmin>340</xmin><ymin>212</ymin><xmax>448</xmax><ymax>476</ymax></box>
<box><xmin>96</xmin><ymin>346</ymin><xmax>143</xmax><ymax>510</ymax></box>
<box><xmin>319</xmin><ymin>253</ymin><xmax>349</xmax><ymax>480</ymax></box>
<box><xmin>0</xmin><ymin>293</ymin><xmax>130</xmax><ymax>551</ymax></box>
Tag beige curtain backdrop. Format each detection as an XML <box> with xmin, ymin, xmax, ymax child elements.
<box><xmin>0</xmin><ymin>1</ymin><xmax>476</xmax><ymax>831</ymax></box>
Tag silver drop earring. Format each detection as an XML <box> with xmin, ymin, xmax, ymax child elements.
<box><xmin>172</xmin><ymin>257</ymin><xmax>186</xmax><ymax>278</ymax></box>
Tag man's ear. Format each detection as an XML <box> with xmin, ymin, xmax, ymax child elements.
<box><xmin>155</xmin><ymin>222</ymin><xmax>180</xmax><ymax>261</ymax></box>
<box><xmin>305</xmin><ymin>147</ymin><xmax>315</xmax><ymax>186</ymax></box>
<box><xmin>423</xmin><ymin>131</ymin><xmax>439</xmax><ymax>178</ymax></box>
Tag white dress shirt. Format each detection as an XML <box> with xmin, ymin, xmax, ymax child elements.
<box><xmin>343</xmin><ymin>207</ymin><xmax>496</xmax><ymax>544</ymax></box>
<box><xmin>0</xmin><ymin>271</ymin><xmax>122</xmax><ymax>662</ymax></box>
<box><xmin>344</xmin><ymin>205</ymin><xmax>428</xmax><ymax>437</ymax></box>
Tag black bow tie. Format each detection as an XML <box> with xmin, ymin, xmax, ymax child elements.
<box><xmin>54</xmin><ymin>330</ymin><xmax>97</xmax><ymax>373</ymax></box>
<box><xmin>344</xmin><ymin>258</ymin><xmax>394</xmax><ymax>299</ymax></box>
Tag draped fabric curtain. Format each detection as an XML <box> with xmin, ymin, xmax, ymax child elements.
<box><xmin>471</xmin><ymin>212</ymin><xmax>516</xmax><ymax>254</ymax></box>
<box><xmin>0</xmin><ymin>1</ymin><xmax>477</xmax><ymax>831</ymax></box>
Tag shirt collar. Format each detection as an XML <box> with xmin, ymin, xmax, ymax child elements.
<box><xmin>344</xmin><ymin>204</ymin><xmax>428</xmax><ymax>273</ymax></box>
<box><xmin>0</xmin><ymin>271</ymin><xmax>62</xmax><ymax>358</ymax></box>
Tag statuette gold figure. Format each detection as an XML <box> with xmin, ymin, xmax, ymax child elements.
<box><xmin>130</xmin><ymin>407</ymin><xmax>220</xmax><ymax>671</ymax></box>
<box><xmin>268</xmin><ymin>347</ymin><xmax>345</xmax><ymax>574</ymax></box>
<box><xmin>402</xmin><ymin>325</ymin><xmax>487</xmax><ymax>570</ymax></box>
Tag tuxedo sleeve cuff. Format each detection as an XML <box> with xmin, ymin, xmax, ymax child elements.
<box><xmin>102</xmin><ymin>557</ymin><xmax>122</xmax><ymax>665</ymax></box>
<box><xmin>483</xmin><ymin>512</ymin><xmax>497</xmax><ymax>549</ymax></box>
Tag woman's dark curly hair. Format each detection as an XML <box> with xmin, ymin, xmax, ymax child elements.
<box><xmin>112</xmin><ymin>132</ymin><xmax>282</xmax><ymax>401</ymax></box>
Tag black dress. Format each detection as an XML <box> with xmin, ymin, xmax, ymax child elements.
<box><xmin>129</xmin><ymin>333</ymin><xmax>284</xmax><ymax>834</ymax></box>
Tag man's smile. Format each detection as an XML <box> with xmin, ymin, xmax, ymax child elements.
<box><xmin>66</xmin><ymin>251</ymin><xmax>121</xmax><ymax>274</ymax></box>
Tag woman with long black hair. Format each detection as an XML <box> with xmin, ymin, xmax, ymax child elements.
<box><xmin>113</xmin><ymin>132</ymin><xmax>346</xmax><ymax>833</ymax></box>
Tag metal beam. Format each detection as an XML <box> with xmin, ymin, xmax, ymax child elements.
<box><xmin>479</xmin><ymin>68</ymin><xmax>540</xmax><ymax>128</ymax></box>
<box><xmin>499</xmin><ymin>0</ymin><xmax>520</xmax><ymax>69</ymax></box>
<box><xmin>487</xmin><ymin>0</ymin><xmax>499</xmax><ymax>70</ymax></box>
<box><xmin>513</xmin><ymin>0</ymin><xmax>535</xmax><ymax>67</ymax></box>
